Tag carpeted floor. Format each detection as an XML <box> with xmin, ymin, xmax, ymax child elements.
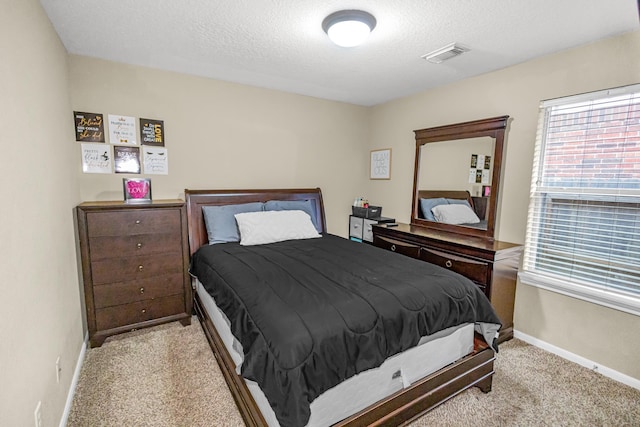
<box><xmin>67</xmin><ymin>319</ymin><xmax>640</xmax><ymax>427</ymax></box>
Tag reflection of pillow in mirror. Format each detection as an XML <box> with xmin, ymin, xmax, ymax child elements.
<box><xmin>419</xmin><ymin>198</ymin><xmax>447</xmax><ymax>221</ymax></box>
<box><xmin>446</xmin><ymin>198</ymin><xmax>472</xmax><ymax>208</ymax></box>
<box><xmin>432</xmin><ymin>204</ymin><xmax>481</xmax><ymax>225</ymax></box>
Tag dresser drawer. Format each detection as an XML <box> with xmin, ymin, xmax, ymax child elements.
<box><xmin>373</xmin><ymin>235</ymin><xmax>420</xmax><ymax>259</ymax></box>
<box><xmin>419</xmin><ymin>247</ymin><xmax>489</xmax><ymax>285</ymax></box>
<box><xmin>93</xmin><ymin>273</ymin><xmax>185</xmax><ymax>308</ymax></box>
<box><xmin>89</xmin><ymin>232</ymin><xmax>182</xmax><ymax>259</ymax></box>
<box><xmin>91</xmin><ymin>252</ymin><xmax>183</xmax><ymax>285</ymax></box>
<box><xmin>86</xmin><ymin>209</ymin><xmax>181</xmax><ymax>237</ymax></box>
<box><xmin>95</xmin><ymin>294</ymin><xmax>185</xmax><ymax>331</ymax></box>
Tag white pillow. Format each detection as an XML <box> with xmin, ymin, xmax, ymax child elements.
<box><xmin>234</xmin><ymin>210</ymin><xmax>321</xmax><ymax>246</ymax></box>
<box><xmin>431</xmin><ymin>204</ymin><xmax>481</xmax><ymax>225</ymax></box>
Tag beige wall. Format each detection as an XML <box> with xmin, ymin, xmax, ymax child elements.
<box><xmin>69</xmin><ymin>56</ymin><xmax>371</xmax><ymax>237</ymax></box>
<box><xmin>0</xmin><ymin>0</ymin><xmax>84</xmax><ymax>425</ymax></box>
<box><xmin>368</xmin><ymin>30</ymin><xmax>640</xmax><ymax>380</ymax></box>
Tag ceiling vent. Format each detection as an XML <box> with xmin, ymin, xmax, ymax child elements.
<box><xmin>421</xmin><ymin>43</ymin><xmax>470</xmax><ymax>64</ymax></box>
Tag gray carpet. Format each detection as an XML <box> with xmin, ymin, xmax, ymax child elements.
<box><xmin>67</xmin><ymin>319</ymin><xmax>640</xmax><ymax>426</ymax></box>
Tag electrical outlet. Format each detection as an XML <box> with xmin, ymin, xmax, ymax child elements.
<box><xmin>56</xmin><ymin>356</ymin><xmax>61</xmax><ymax>383</ymax></box>
<box><xmin>34</xmin><ymin>401</ymin><xmax>43</xmax><ymax>427</ymax></box>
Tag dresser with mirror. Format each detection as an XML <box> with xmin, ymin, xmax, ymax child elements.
<box><xmin>372</xmin><ymin>116</ymin><xmax>522</xmax><ymax>342</ymax></box>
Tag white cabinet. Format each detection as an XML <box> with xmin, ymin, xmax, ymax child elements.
<box><xmin>349</xmin><ymin>215</ymin><xmax>395</xmax><ymax>243</ymax></box>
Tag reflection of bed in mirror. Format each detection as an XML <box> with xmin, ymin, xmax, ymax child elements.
<box><xmin>417</xmin><ymin>190</ymin><xmax>488</xmax><ymax>229</ymax></box>
<box><xmin>185</xmin><ymin>188</ymin><xmax>500</xmax><ymax>427</ymax></box>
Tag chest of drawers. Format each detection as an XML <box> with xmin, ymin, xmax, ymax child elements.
<box><xmin>373</xmin><ymin>223</ymin><xmax>522</xmax><ymax>342</ymax></box>
<box><xmin>76</xmin><ymin>200</ymin><xmax>192</xmax><ymax>347</ymax></box>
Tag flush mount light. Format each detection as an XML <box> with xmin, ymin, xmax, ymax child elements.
<box><xmin>421</xmin><ymin>43</ymin><xmax>470</xmax><ymax>64</ymax></box>
<box><xmin>322</xmin><ymin>10</ymin><xmax>376</xmax><ymax>48</ymax></box>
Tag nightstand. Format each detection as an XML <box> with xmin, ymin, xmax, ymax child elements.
<box><xmin>76</xmin><ymin>200</ymin><xmax>192</xmax><ymax>347</ymax></box>
<box><xmin>349</xmin><ymin>215</ymin><xmax>395</xmax><ymax>243</ymax></box>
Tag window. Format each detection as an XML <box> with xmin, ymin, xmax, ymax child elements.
<box><xmin>520</xmin><ymin>84</ymin><xmax>640</xmax><ymax>316</ymax></box>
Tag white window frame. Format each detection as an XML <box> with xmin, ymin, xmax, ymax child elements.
<box><xmin>519</xmin><ymin>84</ymin><xmax>640</xmax><ymax>317</ymax></box>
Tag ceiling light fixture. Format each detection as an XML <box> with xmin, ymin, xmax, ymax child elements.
<box><xmin>421</xmin><ymin>43</ymin><xmax>470</xmax><ymax>64</ymax></box>
<box><xmin>322</xmin><ymin>10</ymin><xmax>376</xmax><ymax>48</ymax></box>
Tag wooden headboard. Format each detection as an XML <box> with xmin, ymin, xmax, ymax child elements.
<box><xmin>417</xmin><ymin>190</ymin><xmax>474</xmax><ymax>218</ymax></box>
<box><xmin>184</xmin><ymin>188</ymin><xmax>326</xmax><ymax>256</ymax></box>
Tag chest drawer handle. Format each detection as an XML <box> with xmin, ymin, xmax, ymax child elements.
<box><xmin>138</xmin><ymin>265</ymin><xmax>144</xmax><ymax>271</ymax></box>
<box><xmin>137</xmin><ymin>243</ymin><xmax>143</xmax><ymax>249</ymax></box>
<box><xmin>141</xmin><ymin>309</ymin><xmax>146</xmax><ymax>314</ymax></box>
<box><xmin>391</xmin><ymin>244</ymin><xmax>396</xmax><ymax>252</ymax></box>
<box><xmin>445</xmin><ymin>260</ymin><xmax>453</xmax><ymax>268</ymax></box>
<box><xmin>140</xmin><ymin>287</ymin><xmax>145</xmax><ymax>294</ymax></box>
<box><xmin>135</xmin><ymin>220</ymin><xmax>141</xmax><ymax>224</ymax></box>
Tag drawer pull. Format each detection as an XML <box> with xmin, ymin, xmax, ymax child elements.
<box><xmin>140</xmin><ymin>287</ymin><xmax>145</xmax><ymax>294</ymax></box>
<box><xmin>445</xmin><ymin>260</ymin><xmax>453</xmax><ymax>268</ymax></box>
<box><xmin>391</xmin><ymin>244</ymin><xmax>396</xmax><ymax>252</ymax></box>
<box><xmin>136</xmin><ymin>243</ymin><xmax>143</xmax><ymax>249</ymax></box>
<box><xmin>354</xmin><ymin>223</ymin><xmax>360</xmax><ymax>229</ymax></box>
<box><xmin>138</xmin><ymin>265</ymin><xmax>144</xmax><ymax>271</ymax></box>
<box><xmin>135</xmin><ymin>220</ymin><xmax>141</xmax><ymax>224</ymax></box>
<box><xmin>141</xmin><ymin>309</ymin><xmax>146</xmax><ymax>314</ymax></box>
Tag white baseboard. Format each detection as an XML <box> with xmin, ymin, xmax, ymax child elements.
<box><xmin>514</xmin><ymin>330</ymin><xmax>640</xmax><ymax>391</ymax></box>
<box><xmin>59</xmin><ymin>332</ymin><xmax>88</xmax><ymax>427</ymax></box>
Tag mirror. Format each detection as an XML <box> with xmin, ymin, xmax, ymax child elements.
<box><xmin>411</xmin><ymin>116</ymin><xmax>509</xmax><ymax>240</ymax></box>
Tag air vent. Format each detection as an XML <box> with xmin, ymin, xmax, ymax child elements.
<box><xmin>421</xmin><ymin>43</ymin><xmax>470</xmax><ymax>64</ymax></box>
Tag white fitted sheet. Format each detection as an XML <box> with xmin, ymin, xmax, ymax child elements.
<box><xmin>195</xmin><ymin>279</ymin><xmax>474</xmax><ymax>427</ymax></box>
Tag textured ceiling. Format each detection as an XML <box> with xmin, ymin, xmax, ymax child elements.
<box><xmin>40</xmin><ymin>0</ymin><xmax>639</xmax><ymax>106</ymax></box>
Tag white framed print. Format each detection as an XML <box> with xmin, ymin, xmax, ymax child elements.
<box><xmin>370</xmin><ymin>148</ymin><xmax>391</xmax><ymax>180</ymax></box>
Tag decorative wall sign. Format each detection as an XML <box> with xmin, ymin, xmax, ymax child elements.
<box><xmin>469</xmin><ymin>154</ymin><xmax>491</xmax><ymax>183</ymax></box>
<box><xmin>123</xmin><ymin>178</ymin><xmax>152</xmax><ymax>203</ymax></box>
<box><xmin>81</xmin><ymin>143</ymin><xmax>112</xmax><ymax>173</ymax></box>
<box><xmin>74</xmin><ymin>111</ymin><xmax>105</xmax><ymax>142</ymax></box>
<box><xmin>140</xmin><ymin>118</ymin><xmax>164</xmax><ymax>146</ymax></box>
<box><xmin>143</xmin><ymin>147</ymin><xmax>169</xmax><ymax>175</ymax></box>
<box><xmin>114</xmin><ymin>146</ymin><xmax>141</xmax><ymax>174</ymax></box>
<box><xmin>370</xmin><ymin>148</ymin><xmax>391</xmax><ymax>180</ymax></box>
<box><xmin>108</xmin><ymin>115</ymin><xmax>137</xmax><ymax>145</ymax></box>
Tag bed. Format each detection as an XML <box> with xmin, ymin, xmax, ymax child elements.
<box><xmin>185</xmin><ymin>188</ymin><xmax>500</xmax><ymax>427</ymax></box>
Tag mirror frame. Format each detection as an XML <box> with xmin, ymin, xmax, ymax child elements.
<box><xmin>411</xmin><ymin>115</ymin><xmax>509</xmax><ymax>240</ymax></box>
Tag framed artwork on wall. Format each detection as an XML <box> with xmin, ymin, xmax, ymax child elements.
<box><xmin>123</xmin><ymin>178</ymin><xmax>152</xmax><ymax>203</ymax></box>
<box><xmin>370</xmin><ymin>148</ymin><xmax>391</xmax><ymax>180</ymax></box>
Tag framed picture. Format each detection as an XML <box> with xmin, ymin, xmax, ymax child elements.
<box><xmin>370</xmin><ymin>148</ymin><xmax>391</xmax><ymax>180</ymax></box>
<box><xmin>123</xmin><ymin>178</ymin><xmax>152</xmax><ymax>203</ymax></box>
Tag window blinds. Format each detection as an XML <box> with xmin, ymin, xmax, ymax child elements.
<box><xmin>523</xmin><ymin>84</ymin><xmax>640</xmax><ymax>304</ymax></box>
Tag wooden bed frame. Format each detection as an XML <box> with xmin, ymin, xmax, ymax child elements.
<box><xmin>185</xmin><ymin>188</ymin><xmax>495</xmax><ymax>427</ymax></box>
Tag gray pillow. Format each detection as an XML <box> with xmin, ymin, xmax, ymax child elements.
<box><xmin>264</xmin><ymin>199</ymin><xmax>319</xmax><ymax>231</ymax></box>
<box><xmin>419</xmin><ymin>197</ymin><xmax>447</xmax><ymax>221</ymax></box>
<box><xmin>202</xmin><ymin>202</ymin><xmax>264</xmax><ymax>244</ymax></box>
<box><xmin>446</xmin><ymin>198</ymin><xmax>472</xmax><ymax>208</ymax></box>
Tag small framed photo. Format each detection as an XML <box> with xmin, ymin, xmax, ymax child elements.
<box><xmin>370</xmin><ymin>148</ymin><xmax>391</xmax><ymax>180</ymax></box>
<box><xmin>123</xmin><ymin>178</ymin><xmax>152</xmax><ymax>203</ymax></box>
<box><xmin>482</xmin><ymin>185</ymin><xmax>491</xmax><ymax>197</ymax></box>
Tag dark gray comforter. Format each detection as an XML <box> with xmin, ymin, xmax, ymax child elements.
<box><xmin>190</xmin><ymin>233</ymin><xmax>501</xmax><ymax>427</ymax></box>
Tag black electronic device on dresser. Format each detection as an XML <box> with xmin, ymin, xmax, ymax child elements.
<box><xmin>373</xmin><ymin>116</ymin><xmax>523</xmax><ymax>343</ymax></box>
<box><xmin>76</xmin><ymin>200</ymin><xmax>192</xmax><ymax>347</ymax></box>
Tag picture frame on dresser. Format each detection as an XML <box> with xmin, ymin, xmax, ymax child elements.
<box><xmin>123</xmin><ymin>178</ymin><xmax>152</xmax><ymax>203</ymax></box>
<box><xmin>75</xmin><ymin>199</ymin><xmax>192</xmax><ymax>347</ymax></box>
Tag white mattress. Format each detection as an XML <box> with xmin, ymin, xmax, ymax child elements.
<box><xmin>195</xmin><ymin>279</ymin><xmax>474</xmax><ymax>427</ymax></box>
